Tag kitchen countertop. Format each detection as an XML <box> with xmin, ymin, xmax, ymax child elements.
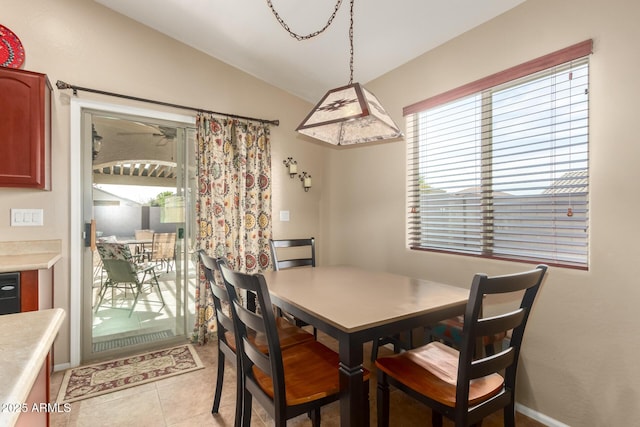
<box><xmin>0</xmin><ymin>253</ymin><xmax>62</xmax><ymax>273</ymax></box>
<box><xmin>0</xmin><ymin>240</ymin><xmax>61</xmax><ymax>273</ymax></box>
<box><xmin>0</xmin><ymin>308</ymin><xmax>65</xmax><ymax>427</ymax></box>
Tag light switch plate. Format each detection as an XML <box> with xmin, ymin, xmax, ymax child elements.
<box><xmin>279</xmin><ymin>210</ymin><xmax>290</xmax><ymax>222</ymax></box>
<box><xmin>10</xmin><ymin>209</ymin><xmax>44</xmax><ymax>226</ymax></box>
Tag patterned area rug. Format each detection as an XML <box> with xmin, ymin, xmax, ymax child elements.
<box><xmin>57</xmin><ymin>344</ymin><xmax>204</xmax><ymax>403</ymax></box>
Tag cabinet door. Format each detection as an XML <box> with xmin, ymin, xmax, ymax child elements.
<box><xmin>20</xmin><ymin>270</ymin><xmax>40</xmax><ymax>312</ymax></box>
<box><xmin>0</xmin><ymin>68</ymin><xmax>51</xmax><ymax>189</ymax></box>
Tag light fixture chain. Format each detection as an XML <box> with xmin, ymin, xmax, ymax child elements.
<box><xmin>349</xmin><ymin>0</ymin><xmax>354</xmax><ymax>84</ymax></box>
<box><xmin>266</xmin><ymin>0</ymin><xmax>344</xmax><ymax>41</ymax></box>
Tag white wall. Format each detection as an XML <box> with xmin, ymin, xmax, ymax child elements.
<box><xmin>326</xmin><ymin>0</ymin><xmax>640</xmax><ymax>425</ymax></box>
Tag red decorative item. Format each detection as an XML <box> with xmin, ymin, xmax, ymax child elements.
<box><xmin>0</xmin><ymin>24</ymin><xmax>25</xmax><ymax>68</ymax></box>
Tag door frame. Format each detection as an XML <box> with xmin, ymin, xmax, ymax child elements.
<box><xmin>69</xmin><ymin>98</ymin><xmax>195</xmax><ymax>367</ymax></box>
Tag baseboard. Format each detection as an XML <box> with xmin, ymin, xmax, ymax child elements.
<box><xmin>54</xmin><ymin>362</ymin><xmax>71</xmax><ymax>372</ymax></box>
<box><xmin>516</xmin><ymin>403</ymin><xmax>570</xmax><ymax>427</ymax></box>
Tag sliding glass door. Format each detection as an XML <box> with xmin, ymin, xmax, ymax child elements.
<box><xmin>80</xmin><ymin>109</ymin><xmax>196</xmax><ymax>362</ymax></box>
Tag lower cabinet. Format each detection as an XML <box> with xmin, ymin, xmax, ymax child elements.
<box><xmin>15</xmin><ymin>356</ymin><xmax>49</xmax><ymax>427</ymax></box>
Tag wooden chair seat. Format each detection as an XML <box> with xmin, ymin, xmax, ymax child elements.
<box><xmin>224</xmin><ymin>317</ymin><xmax>315</xmax><ymax>353</ymax></box>
<box><xmin>376</xmin><ymin>341</ymin><xmax>503</xmax><ymax>407</ymax></box>
<box><xmin>253</xmin><ymin>339</ymin><xmax>370</xmax><ymax>406</ymax></box>
<box><xmin>429</xmin><ymin>315</ymin><xmax>507</xmax><ymax>355</ymax></box>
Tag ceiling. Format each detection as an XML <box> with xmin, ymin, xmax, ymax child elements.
<box><xmin>92</xmin><ymin>115</ymin><xmax>178</xmax><ymax>187</ymax></box>
<box><xmin>95</xmin><ymin>0</ymin><xmax>525</xmax><ymax>103</ymax></box>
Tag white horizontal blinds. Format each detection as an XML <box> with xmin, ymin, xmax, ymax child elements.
<box><xmin>489</xmin><ymin>59</ymin><xmax>589</xmax><ymax>264</ymax></box>
<box><xmin>407</xmin><ymin>47</ymin><xmax>590</xmax><ymax>267</ymax></box>
<box><xmin>407</xmin><ymin>95</ymin><xmax>484</xmax><ymax>255</ymax></box>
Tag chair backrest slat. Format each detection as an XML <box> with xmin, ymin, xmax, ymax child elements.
<box><xmin>242</xmin><ymin>335</ymin><xmax>272</xmax><ymax>376</ymax></box>
<box><xmin>217</xmin><ymin>309</ymin><xmax>235</xmax><ymax>333</ymax></box>
<box><xmin>469</xmin><ymin>348</ymin><xmax>515</xmax><ymax>380</ymax></box>
<box><xmin>235</xmin><ymin>302</ymin><xmax>266</xmax><ymax>335</ymax></box>
<box><xmin>271</xmin><ymin>238</ymin><xmax>314</xmax><ymax>248</ymax></box>
<box><xmin>209</xmin><ymin>281</ymin><xmax>230</xmax><ymax>303</ymax></box>
<box><xmin>276</xmin><ymin>258</ymin><xmax>314</xmax><ymax>269</ymax></box>
<box><xmin>269</xmin><ymin>237</ymin><xmax>315</xmax><ymax>271</ymax></box>
<box><xmin>474</xmin><ymin>309</ymin><xmax>525</xmax><ymax>339</ymax></box>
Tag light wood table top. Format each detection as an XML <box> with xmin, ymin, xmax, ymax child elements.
<box><xmin>261</xmin><ymin>265</ymin><xmax>469</xmax><ymax>427</ymax></box>
<box><xmin>262</xmin><ymin>265</ymin><xmax>468</xmax><ymax>333</ymax></box>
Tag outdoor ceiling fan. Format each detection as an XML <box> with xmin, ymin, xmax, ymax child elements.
<box><xmin>117</xmin><ymin>124</ymin><xmax>177</xmax><ymax>146</ymax></box>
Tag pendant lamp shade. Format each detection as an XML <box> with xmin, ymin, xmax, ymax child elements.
<box><xmin>296</xmin><ymin>82</ymin><xmax>402</xmax><ymax>145</ymax></box>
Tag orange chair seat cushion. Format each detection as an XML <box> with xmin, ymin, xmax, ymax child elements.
<box><xmin>375</xmin><ymin>342</ymin><xmax>503</xmax><ymax>407</ymax></box>
<box><xmin>253</xmin><ymin>340</ymin><xmax>370</xmax><ymax>406</ymax></box>
<box><xmin>271</xmin><ymin>317</ymin><xmax>316</xmax><ymax>349</ymax></box>
<box><xmin>431</xmin><ymin>315</ymin><xmax>507</xmax><ymax>346</ymax></box>
<box><xmin>224</xmin><ymin>317</ymin><xmax>314</xmax><ymax>354</ymax></box>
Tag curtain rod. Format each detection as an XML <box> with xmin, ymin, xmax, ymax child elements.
<box><xmin>55</xmin><ymin>80</ymin><xmax>280</xmax><ymax>126</ymax></box>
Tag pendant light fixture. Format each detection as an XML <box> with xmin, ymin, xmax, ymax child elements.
<box><xmin>267</xmin><ymin>0</ymin><xmax>402</xmax><ymax>145</ymax></box>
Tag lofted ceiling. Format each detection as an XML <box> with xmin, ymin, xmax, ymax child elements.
<box><xmin>94</xmin><ymin>0</ymin><xmax>526</xmax><ymax>103</ymax></box>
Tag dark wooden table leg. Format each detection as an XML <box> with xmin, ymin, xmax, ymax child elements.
<box><xmin>338</xmin><ymin>336</ymin><xmax>366</xmax><ymax>427</ymax></box>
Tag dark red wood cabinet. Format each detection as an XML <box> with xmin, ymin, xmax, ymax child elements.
<box><xmin>0</xmin><ymin>67</ymin><xmax>52</xmax><ymax>189</ymax></box>
<box><xmin>20</xmin><ymin>269</ymin><xmax>43</xmax><ymax>312</ymax></box>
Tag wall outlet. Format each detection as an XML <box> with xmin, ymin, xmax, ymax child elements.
<box><xmin>279</xmin><ymin>210</ymin><xmax>290</xmax><ymax>222</ymax></box>
<box><xmin>10</xmin><ymin>209</ymin><xmax>44</xmax><ymax>226</ymax></box>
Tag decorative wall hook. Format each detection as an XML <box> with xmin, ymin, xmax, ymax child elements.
<box><xmin>299</xmin><ymin>172</ymin><xmax>312</xmax><ymax>192</ymax></box>
<box><xmin>283</xmin><ymin>157</ymin><xmax>298</xmax><ymax>177</ymax></box>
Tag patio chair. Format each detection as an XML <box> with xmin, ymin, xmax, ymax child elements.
<box><xmin>375</xmin><ymin>265</ymin><xmax>547</xmax><ymax>427</ymax></box>
<box><xmin>133</xmin><ymin>229</ymin><xmax>154</xmax><ymax>260</ymax></box>
<box><xmin>96</xmin><ymin>242</ymin><xmax>166</xmax><ymax>317</ymax></box>
<box><xmin>134</xmin><ymin>229</ymin><xmax>154</xmax><ymax>241</ymax></box>
<box><xmin>149</xmin><ymin>232</ymin><xmax>176</xmax><ymax>272</ymax></box>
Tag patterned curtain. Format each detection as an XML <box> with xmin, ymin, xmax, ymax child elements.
<box><xmin>192</xmin><ymin>113</ymin><xmax>273</xmax><ymax>344</ymax></box>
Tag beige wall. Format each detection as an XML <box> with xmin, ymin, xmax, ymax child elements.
<box><xmin>326</xmin><ymin>0</ymin><xmax>639</xmax><ymax>425</ymax></box>
<box><xmin>3</xmin><ymin>0</ymin><xmax>325</xmax><ymax>367</ymax></box>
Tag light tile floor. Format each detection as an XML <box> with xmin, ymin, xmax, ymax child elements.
<box><xmin>50</xmin><ymin>333</ymin><xmax>546</xmax><ymax>427</ymax></box>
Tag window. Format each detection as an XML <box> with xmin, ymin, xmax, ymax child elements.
<box><xmin>405</xmin><ymin>41</ymin><xmax>592</xmax><ymax>268</ymax></box>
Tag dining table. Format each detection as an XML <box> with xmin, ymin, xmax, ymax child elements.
<box><xmin>261</xmin><ymin>265</ymin><xmax>469</xmax><ymax>427</ymax></box>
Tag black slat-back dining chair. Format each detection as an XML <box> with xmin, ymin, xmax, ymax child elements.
<box><xmin>269</xmin><ymin>237</ymin><xmax>317</xmax><ymax>338</ymax></box>
<box><xmin>375</xmin><ymin>264</ymin><xmax>548</xmax><ymax>427</ymax></box>
<box><xmin>218</xmin><ymin>261</ymin><xmax>370</xmax><ymax>427</ymax></box>
<box><xmin>198</xmin><ymin>250</ymin><xmax>242</xmax><ymax>422</ymax></box>
<box><xmin>198</xmin><ymin>250</ymin><xmax>314</xmax><ymax>424</ymax></box>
